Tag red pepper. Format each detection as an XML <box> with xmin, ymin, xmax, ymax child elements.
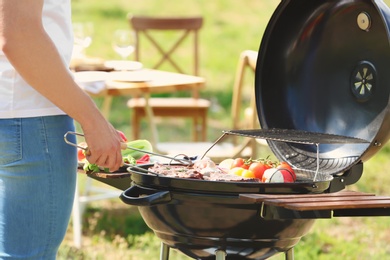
<box><xmin>117</xmin><ymin>130</ymin><xmax>128</xmax><ymax>142</ymax></box>
<box><xmin>136</xmin><ymin>154</ymin><xmax>150</xmax><ymax>164</ymax></box>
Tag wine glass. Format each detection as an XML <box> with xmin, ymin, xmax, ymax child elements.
<box><xmin>112</xmin><ymin>29</ymin><xmax>136</xmax><ymax>60</ymax></box>
<box><xmin>73</xmin><ymin>22</ymin><xmax>94</xmax><ymax>57</ymax></box>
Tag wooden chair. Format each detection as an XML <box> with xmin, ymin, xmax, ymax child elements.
<box><xmin>230</xmin><ymin>50</ymin><xmax>261</xmax><ymax>152</ymax></box>
<box><xmin>126</xmin><ymin>15</ymin><xmax>210</xmax><ymax>142</ymax></box>
<box><xmin>157</xmin><ymin>50</ymin><xmax>268</xmax><ymax>162</ymax></box>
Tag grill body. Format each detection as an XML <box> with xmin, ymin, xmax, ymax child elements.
<box><xmin>122</xmin><ymin>184</ymin><xmax>315</xmax><ymax>260</ymax></box>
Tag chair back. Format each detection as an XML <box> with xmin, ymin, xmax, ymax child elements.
<box><xmin>129</xmin><ymin>15</ymin><xmax>203</xmax><ymax>76</ymax></box>
<box><xmin>231</xmin><ymin>50</ymin><xmax>259</xmax><ymax>131</ymax></box>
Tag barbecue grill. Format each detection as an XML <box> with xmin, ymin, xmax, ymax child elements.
<box><xmin>84</xmin><ymin>0</ymin><xmax>390</xmax><ymax>259</ymax></box>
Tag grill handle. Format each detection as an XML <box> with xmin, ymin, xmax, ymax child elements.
<box><xmin>120</xmin><ymin>185</ymin><xmax>171</xmax><ymax>206</ymax></box>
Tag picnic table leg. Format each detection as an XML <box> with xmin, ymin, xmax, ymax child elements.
<box><xmin>101</xmin><ymin>96</ymin><xmax>113</xmax><ymax>119</ymax></box>
<box><xmin>100</xmin><ymin>93</ymin><xmax>162</xmax><ymax>153</ymax></box>
<box><xmin>143</xmin><ymin>93</ymin><xmax>163</xmax><ymax>153</ymax></box>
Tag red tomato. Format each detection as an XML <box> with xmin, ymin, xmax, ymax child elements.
<box><xmin>278</xmin><ymin>161</ymin><xmax>293</xmax><ymax>171</ymax></box>
<box><xmin>249</xmin><ymin>162</ymin><xmax>271</xmax><ymax>180</ymax></box>
<box><xmin>231</xmin><ymin>158</ymin><xmax>250</xmax><ymax>169</ymax></box>
<box><xmin>77</xmin><ymin>142</ymin><xmax>88</xmax><ymax>161</ymax></box>
<box><xmin>117</xmin><ymin>130</ymin><xmax>128</xmax><ymax>142</ymax></box>
<box><xmin>277</xmin><ymin>162</ymin><xmax>296</xmax><ymax>181</ymax></box>
<box><xmin>279</xmin><ymin>169</ymin><xmax>295</xmax><ymax>183</ymax></box>
<box><xmin>77</xmin><ymin>149</ymin><xmax>86</xmax><ymax>161</ymax></box>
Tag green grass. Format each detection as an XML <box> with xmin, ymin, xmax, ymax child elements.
<box><xmin>60</xmin><ymin>1</ymin><xmax>390</xmax><ymax>259</ymax></box>
<box><xmin>71</xmin><ymin>0</ymin><xmax>280</xmax><ymax>140</ymax></box>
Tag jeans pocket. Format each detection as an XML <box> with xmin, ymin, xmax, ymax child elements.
<box><xmin>0</xmin><ymin>119</ymin><xmax>22</xmax><ymax>165</ymax></box>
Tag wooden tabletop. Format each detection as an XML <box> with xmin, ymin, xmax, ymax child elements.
<box><xmin>82</xmin><ymin>69</ymin><xmax>206</xmax><ymax>97</ymax></box>
<box><xmin>75</xmin><ymin>68</ymin><xmax>206</xmax><ymax>147</ymax></box>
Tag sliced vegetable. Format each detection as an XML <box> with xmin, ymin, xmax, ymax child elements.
<box><xmin>136</xmin><ymin>154</ymin><xmax>150</xmax><ymax>164</ymax></box>
<box><xmin>83</xmin><ymin>161</ymin><xmax>108</xmax><ymax>173</ymax></box>
<box><xmin>123</xmin><ymin>155</ymin><xmax>137</xmax><ymax>165</ymax></box>
<box><xmin>80</xmin><ymin>139</ymin><xmax>152</xmax><ymax>174</ymax></box>
<box><xmin>117</xmin><ymin>130</ymin><xmax>128</xmax><ymax>142</ymax></box>
<box><xmin>121</xmin><ymin>139</ymin><xmax>153</xmax><ymax>159</ymax></box>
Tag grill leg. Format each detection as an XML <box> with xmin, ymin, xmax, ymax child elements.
<box><xmin>285</xmin><ymin>247</ymin><xmax>294</xmax><ymax>260</ymax></box>
<box><xmin>215</xmin><ymin>250</ymin><xmax>227</xmax><ymax>260</ymax></box>
<box><xmin>160</xmin><ymin>242</ymin><xmax>170</xmax><ymax>260</ymax></box>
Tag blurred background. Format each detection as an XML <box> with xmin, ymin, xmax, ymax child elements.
<box><xmin>61</xmin><ymin>1</ymin><xmax>390</xmax><ymax>259</ymax></box>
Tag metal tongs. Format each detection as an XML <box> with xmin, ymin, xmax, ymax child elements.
<box><xmin>63</xmin><ymin>131</ymin><xmax>194</xmax><ymax>166</ymax></box>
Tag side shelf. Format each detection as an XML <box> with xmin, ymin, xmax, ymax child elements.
<box><xmin>239</xmin><ymin>190</ymin><xmax>390</xmax><ymax>219</ymax></box>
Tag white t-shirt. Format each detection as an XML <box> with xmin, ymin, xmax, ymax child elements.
<box><xmin>0</xmin><ymin>0</ymin><xmax>72</xmax><ymax>118</ymax></box>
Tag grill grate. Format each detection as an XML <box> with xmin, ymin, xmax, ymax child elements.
<box><xmin>223</xmin><ymin>128</ymin><xmax>370</xmax><ymax>145</ymax></box>
<box><xmin>201</xmin><ymin>128</ymin><xmax>370</xmax><ymax>182</ymax></box>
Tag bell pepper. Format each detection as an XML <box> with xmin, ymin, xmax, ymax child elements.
<box><xmin>121</xmin><ymin>139</ymin><xmax>153</xmax><ymax>159</ymax></box>
<box><xmin>136</xmin><ymin>154</ymin><xmax>150</xmax><ymax>164</ymax></box>
<box><xmin>117</xmin><ymin>130</ymin><xmax>128</xmax><ymax>142</ymax></box>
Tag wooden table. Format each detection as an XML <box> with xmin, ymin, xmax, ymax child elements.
<box><xmin>79</xmin><ymin>69</ymin><xmax>206</xmax><ymax>147</ymax></box>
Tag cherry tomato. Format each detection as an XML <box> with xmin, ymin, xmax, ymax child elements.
<box><xmin>278</xmin><ymin>161</ymin><xmax>293</xmax><ymax>172</ymax></box>
<box><xmin>231</xmin><ymin>158</ymin><xmax>250</xmax><ymax>169</ymax></box>
<box><xmin>77</xmin><ymin>149</ymin><xmax>86</xmax><ymax>161</ymax></box>
<box><xmin>248</xmin><ymin>162</ymin><xmax>271</xmax><ymax>180</ymax></box>
<box><xmin>229</xmin><ymin>167</ymin><xmax>245</xmax><ymax>176</ymax></box>
<box><xmin>77</xmin><ymin>142</ymin><xmax>88</xmax><ymax>162</ymax></box>
<box><xmin>241</xmin><ymin>169</ymin><xmax>255</xmax><ymax>178</ymax></box>
<box><xmin>282</xmin><ymin>173</ymin><xmax>295</xmax><ymax>183</ymax></box>
<box><xmin>277</xmin><ymin>162</ymin><xmax>296</xmax><ymax>181</ymax></box>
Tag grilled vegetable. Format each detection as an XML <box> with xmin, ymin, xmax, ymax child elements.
<box><xmin>83</xmin><ymin>161</ymin><xmax>106</xmax><ymax>173</ymax></box>
<box><xmin>81</xmin><ymin>139</ymin><xmax>153</xmax><ymax>173</ymax></box>
<box><xmin>136</xmin><ymin>154</ymin><xmax>150</xmax><ymax>164</ymax></box>
<box><xmin>123</xmin><ymin>154</ymin><xmax>137</xmax><ymax>165</ymax></box>
<box><xmin>121</xmin><ymin>139</ymin><xmax>153</xmax><ymax>159</ymax></box>
<box><xmin>117</xmin><ymin>130</ymin><xmax>128</xmax><ymax>142</ymax></box>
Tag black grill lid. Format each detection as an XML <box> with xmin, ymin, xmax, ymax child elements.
<box><xmin>255</xmin><ymin>0</ymin><xmax>390</xmax><ymax>175</ymax></box>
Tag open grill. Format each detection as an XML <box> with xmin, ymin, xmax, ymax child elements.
<box><xmin>87</xmin><ymin>0</ymin><xmax>390</xmax><ymax>259</ymax></box>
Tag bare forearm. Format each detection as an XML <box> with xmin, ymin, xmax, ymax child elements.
<box><xmin>0</xmin><ymin>0</ymin><xmax>123</xmax><ymax>171</ymax></box>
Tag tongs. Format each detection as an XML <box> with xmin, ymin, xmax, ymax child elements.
<box><xmin>63</xmin><ymin>131</ymin><xmax>194</xmax><ymax>166</ymax></box>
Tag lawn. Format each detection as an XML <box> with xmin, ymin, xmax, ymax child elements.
<box><xmin>71</xmin><ymin>0</ymin><xmax>280</xmax><ymax>141</ymax></box>
<box><xmin>59</xmin><ymin>1</ymin><xmax>390</xmax><ymax>259</ymax></box>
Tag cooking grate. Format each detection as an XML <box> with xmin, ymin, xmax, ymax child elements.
<box><xmin>201</xmin><ymin>128</ymin><xmax>370</xmax><ymax>182</ymax></box>
<box><xmin>222</xmin><ymin>129</ymin><xmax>370</xmax><ymax>145</ymax></box>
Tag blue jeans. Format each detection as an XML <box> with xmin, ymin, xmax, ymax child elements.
<box><xmin>0</xmin><ymin>115</ymin><xmax>77</xmax><ymax>259</ymax></box>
